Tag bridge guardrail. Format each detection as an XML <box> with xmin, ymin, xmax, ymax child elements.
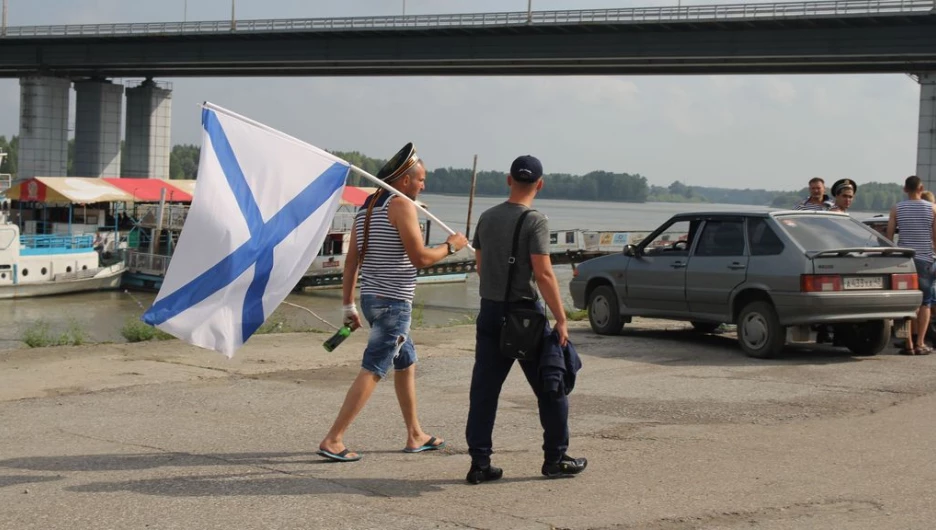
<box><xmin>1</xmin><ymin>0</ymin><xmax>933</xmax><ymax>38</ymax></box>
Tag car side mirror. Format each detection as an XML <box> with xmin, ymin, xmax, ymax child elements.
<box><xmin>623</xmin><ymin>244</ymin><xmax>639</xmax><ymax>257</ymax></box>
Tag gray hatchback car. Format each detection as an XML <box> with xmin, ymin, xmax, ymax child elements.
<box><xmin>569</xmin><ymin>210</ymin><xmax>922</xmax><ymax>358</ymax></box>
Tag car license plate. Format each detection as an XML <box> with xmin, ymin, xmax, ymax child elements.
<box><xmin>843</xmin><ymin>276</ymin><xmax>884</xmax><ymax>290</ymax></box>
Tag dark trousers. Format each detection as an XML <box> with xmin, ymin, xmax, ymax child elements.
<box><xmin>465</xmin><ymin>298</ymin><xmax>569</xmax><ymax>466</ymax></box>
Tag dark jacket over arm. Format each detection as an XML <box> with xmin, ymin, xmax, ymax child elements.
<box><xmin>539</xmin><ymin>330</ymin><xmax>583</xmax><ymax>397</ymax></box>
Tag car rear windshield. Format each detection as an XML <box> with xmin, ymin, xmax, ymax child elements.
<box><xmin>774</xmin><ymin>215</ymin><xmax>892</xmax><ymax>251</ymax></box>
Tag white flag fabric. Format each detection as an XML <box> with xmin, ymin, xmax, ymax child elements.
<box><xmin>142</xmin><ymin>103</ymin><xmax>350</xmax><ymax>357</ymax></box>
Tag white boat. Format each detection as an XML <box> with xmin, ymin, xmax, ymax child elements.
<box><xmin>0</xmin><ymin>222</ymin><xmax>126</xmax><ymax>299</ymax></box>
<box><xmin>0</xmin><ymin>155</ymin><xmax>126</xmax><ymax>299</ymax></box>
<box><xmin>299</xmin><ymin>198</ymin><xmax>474</xmax><ymax>290</ymax></box>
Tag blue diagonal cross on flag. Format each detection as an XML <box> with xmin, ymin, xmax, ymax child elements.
<box><xmin>142</xmin><ymin>103</ymin><xmax>350</xmax><ymax>357</ymax></box>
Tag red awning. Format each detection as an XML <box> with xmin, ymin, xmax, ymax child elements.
<box><xmin>103</xmin><ymin>178</ymin><xmax>194</xmax><ymax>203</ymax></box>
<box><xmin>341</xmin><ymin>186</ymin><xmax>370</xmax><ymax>207</ymax></box>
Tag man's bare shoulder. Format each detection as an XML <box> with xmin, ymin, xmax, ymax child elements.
<box><xmin>387</xmin><ymin>195</ymin><xmax>416</xmax><ymax>216</ymax></box>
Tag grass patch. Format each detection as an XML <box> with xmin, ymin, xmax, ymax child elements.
<box><xmin>412</xmin><ymin>301</ymin><xmax>426</xmax><ymax>328</ymax></box>
<box><xmin>565</xmin><ymin>309</ymin><xmax>589</xmax><ymax>322</ymax></box>
<box><xmin>22</xmin><ymin>320</ymin><xmax>88</xmax><ymax>348</ymax></box>
<box><xmin>444</xmin><ymin>313</ymin><xmax>478</xmax><ymax>327</ymax></box>
<box><xmin>121</xmin><ymin>317</ymin><xmax>174</xmax><ymax>343</ymax></box>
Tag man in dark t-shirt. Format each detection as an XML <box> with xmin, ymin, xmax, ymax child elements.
<box><xmin>465</xmin><ymin>154</ymin><xmax>587</xmax><ymax>484</ymax></box>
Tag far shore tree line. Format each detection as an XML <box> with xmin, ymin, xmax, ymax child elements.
<box><xmin>0</xmin><ymin>135</ymin><xmax>908</xmax><ymax>209</ymax></box>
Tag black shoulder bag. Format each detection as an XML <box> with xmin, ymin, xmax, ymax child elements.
<box><xmin>499</xmin><ymin>209</ymin><xmax>548</xmax><ymax>361</ymax></box>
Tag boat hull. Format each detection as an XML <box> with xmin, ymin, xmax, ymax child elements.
<box><xmin>0</xmin><ymin>264</ymin><xmax>125</xmax><ymax>299</ymax></box>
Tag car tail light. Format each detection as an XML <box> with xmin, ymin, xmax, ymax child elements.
<box><xmin>572</xmin><ymin>267</ymin><xmax>579</xmax><ymax>278</ymax></box>
<box><xmin>891</xmin><ymin>273</ymin><xmax>918</xmax><ymax>290</ymax></box>
<box><xmin>801</xmin><ymin>275</ymin><xmax>842</xmax><ymax>292</ymax></box>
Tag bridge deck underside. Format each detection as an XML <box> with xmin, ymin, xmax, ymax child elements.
<box><xmin>1</xmin><ymin>13</ymin><xmax>936</xmax><ymax>76</ymax></box>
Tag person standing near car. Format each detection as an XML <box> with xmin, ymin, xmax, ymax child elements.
<box><xmin>793</xmin><ymin>177</ymin><xmax>832</xmax><ymax>210</ymax></box>
<box><xmin>887</xmin><ymin>175</ymin><xmax>936</xmax><ymax>355</ymax></box>
<box><xmin>828</xmin><ymin>179</ymin><xmax>857</xmax><ymax>213</ymax></box>
<box><xmin>465</xmin><ymin>154</ymin><xmax>586</xmax><ymax>484</ymax></box>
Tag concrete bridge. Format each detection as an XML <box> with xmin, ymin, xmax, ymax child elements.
<box><xmin>1</xmin><ymin>0</ymin><xmax>935</xmax><ymax>186</ymax></box>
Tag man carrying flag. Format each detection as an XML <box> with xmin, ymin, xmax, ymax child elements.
<box><xmin>317</xmin><ymin>142</ymin><xmax>469</xmax><ymax>462</ymax></box>
<box><xmin>142</xmin><ymin>103</ymin><xmax>351</xmax><ymax>356</ymax></box>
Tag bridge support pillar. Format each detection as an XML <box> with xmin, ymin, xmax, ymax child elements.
<box><xmin>917</xmin><ymin>73</ymin><xmax>936</xmax><ymax>191</ymax></box>
<box><xmin>17</xmin><ymin>76</ymin><xmax>71</xmax><ymax>180</ymax></box>
<box><xmin>124</xmin><ymin>79</ymin><xmax>172</xmax><ymax>179</ymax></box>
<box><xmin>74</xmin><ymin>79</ymin><xmax>124</xmax><ymax>178</ymax></box>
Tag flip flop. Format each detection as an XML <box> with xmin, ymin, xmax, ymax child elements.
<box><xmin>403</xmin><ymin>436</ymin><xmax>445</xmax><ymax>453</ymax></box>
<box><xmin>316</xmin><ymin>448</ymin><xmax>362</xmax><ymax>462</ymax></box>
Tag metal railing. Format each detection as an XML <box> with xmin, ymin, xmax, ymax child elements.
<box><xmin>1</xmin><ymin>0</ymin><xmax>932</xmax><ymax>38</ymax></box>
<box><xmin>20</xmin><ymin>233</ymin><xmax>94</xmax><ymax>250</ymax></box>
<box><xmin>127</xmin><ymin>250</ymin><xmax>171</xmax><ymax>276</ymax></box>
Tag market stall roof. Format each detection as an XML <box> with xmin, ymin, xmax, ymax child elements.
<box><xmin>3</xmin><ymin>177</ymin><xmax>134</xmax><ymax>203</ymax></box>
<box><xmin>341</xmin><ymin>186</ymin><xmax>370</xmax><ymax>207</ymax></box>
<box><xmin>355</xmin><ymin>186</ymin><xmax>428</xmax><ymax>208</ymax></box>
<box><xmin>168</xmin><ymin>179</ymin><xmax>196</xmax><ymax>197</ymax></box>
<box><xmin>103</xmin><ymin>178</ymin><xmax>193</xmax><ymax>203</ymax></box>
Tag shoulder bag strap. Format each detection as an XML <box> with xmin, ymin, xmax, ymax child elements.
<box><xmin>359</xmin><ymin>190</ymin><xmax>384</xmax><ymax>261</ymax></box>
<box><xmin>502</xmin><ymin>209</ymin><xmax>535</xmax><ymax>303</ymax></box>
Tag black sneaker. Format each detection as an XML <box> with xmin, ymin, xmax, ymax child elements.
<box><xmin>541</xmin><ymin>454</ymin><xmax>587</xmax><ymax>479</ymax></box>
<box><xmin>466</xmin><ymin>464</ymin><xmax>503</xmax><ymax>485</ymax></box>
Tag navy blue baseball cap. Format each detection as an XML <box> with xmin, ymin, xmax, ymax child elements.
<box><xmin>510</xmin><ymin>155</ymin><xmax>543</xmax><ymax>183</ymax></box>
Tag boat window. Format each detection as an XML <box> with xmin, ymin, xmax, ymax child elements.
<box><xmin>566</xmin><ymin>232</ymin><xmax>575</xmax><ymax>244</ymax></box>
<box><xmin>21</xmin><ymin>268</ymin><xmax>28</xmax><ymax>277</ymax></box>
<box><xmin>41</xmin><ymin>267</ymin><xmax>47</xmax><ymax>275</ymax></box>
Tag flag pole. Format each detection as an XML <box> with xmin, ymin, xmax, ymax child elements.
<box><xmin>349</xmin><ymin>165</ymin><xmax>474</xmax><ymax>252</ymax></box>
<box><xmin>200</xmin><ymin>102</ymin><xmax>473</xmax><ymax>252</ymax></box>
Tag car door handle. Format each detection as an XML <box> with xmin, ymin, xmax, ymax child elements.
<box><xmin>727</xmin><ymin>262</ymin><xmax>746</xmax><ymax>270</ymax></box>
<box><xmin>671</xmin><ymin>261</ymin><xmax>686</xmax><ymax>269</ymax></box>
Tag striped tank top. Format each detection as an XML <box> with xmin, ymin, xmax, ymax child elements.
<box><xmin>895</xmin><ymin>199</ymin><xmax>935</xmax><ymax>263</ymax></box>
<box><xmin>354</xmin><ymin>194</ymin><xmax>417</xmax><ymax>301</ymax></box>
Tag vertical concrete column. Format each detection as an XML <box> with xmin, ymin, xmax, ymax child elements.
<box><xmin>124</xmin><ymin>79</ymin><xmax>173</xmax><ymax>179</ymax></box>
<box><xmin>18</xmin><ymin>76</ymin><xmax>71</xmax><ymax>179</ymax></box>
<box><xmin>917</xmin><ymin>73</ymin><xmax>936</xmax><ymax>191</ymax></box>
<box><xmin>74</xmin><ymin>79</ymin><xmax>124</xmax><ymax>178</ymax></box>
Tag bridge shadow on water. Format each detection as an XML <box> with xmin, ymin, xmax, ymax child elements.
<box><xmin>568</xmin><ymin>325</ymin><xmax>891</xmax><ymax>367</ymax></box>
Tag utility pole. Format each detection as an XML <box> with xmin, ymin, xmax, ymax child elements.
<box><xmin>183</xmin><ymin>0</ymin><xmax>187</xmax><ymax>23</ymax></box>
<box><xmin>402</xmin><ymin>0</ymin><xmax>406</xmax><ymax>15</ymax></box>
<box><xmin>231</xmin><ymin>0</ymin><xmax>236</xmax><ymax>30</ymax></box>
<box><xmin>466</xmin><ymin>155</ymin><xmax>478</xmax><ymax>239</ymax></box>
<box><xmin>2</xmin><ymin>0</ymin><xmax>8</xmax><ymax>38</ymax></box>
<box><xmin>527</xmin><ymin>0</ymin><xmax>533</xmax><ymax>24</ymax></box>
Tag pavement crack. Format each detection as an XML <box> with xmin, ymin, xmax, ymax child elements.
<box><xmin>138</xmin><ymin>358</ymin><xmax>234</xmax><ymax>374</ymax></box>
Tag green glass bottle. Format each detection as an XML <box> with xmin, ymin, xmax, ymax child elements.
<box><xmin>323</xmin><ymin>325</ymin><xmax>353</xmax><ymax>352</ymax></box>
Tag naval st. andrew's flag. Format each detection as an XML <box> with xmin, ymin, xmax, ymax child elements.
<box><xmin>142</xmin><ymin>103</ymin><xmax>350</xmax><ymax>357</ymax></box>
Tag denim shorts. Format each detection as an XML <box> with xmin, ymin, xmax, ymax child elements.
<box><xmin>914</xmin><ymin>259</ymin><xmax>936</xmax><ymax>307</ymax></box>
<box><xmin>360</xmin><ymin>294</ymin><xmax>416</xmax><ymax>378</ymax></box>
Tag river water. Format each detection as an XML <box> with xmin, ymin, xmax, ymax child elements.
<box><xmin>0</xmin><ymin>195</ymin><xmax>884</xmax><ymax>350</ymax></box>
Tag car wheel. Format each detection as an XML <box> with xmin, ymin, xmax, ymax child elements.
<box><xmin>690</xmin><ymin>322</ymin><xmax>721</xmax><ymax>334</ymax></box>
<box><xmin>737</xmin><ymin>301</ymin><xmax>785</xmax><ymax>359</ymax></box>
<box><xmin>841</xmin><ymin>320</ymin><xmax>891</xmax><ymax>356</ymax></box>
<box><xmin>588</xmin><ymin>285</ymin><xmax>623</xmax><ymax>335</ymax></box>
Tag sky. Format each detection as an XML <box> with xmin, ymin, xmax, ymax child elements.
<box><xmin>0</xmin><ymin>0</ymin><xmax>923</xmax><ymax>191</ymax></box>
